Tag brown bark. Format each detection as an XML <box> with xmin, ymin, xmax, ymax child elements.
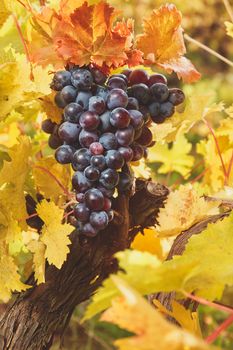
<box><xmin>0</xmin><ymin>180</ymin><xmax>169</xmax><ymax>350</ymax></box>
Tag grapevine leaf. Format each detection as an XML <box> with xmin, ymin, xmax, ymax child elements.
<box><xmin>156</xmin><ymin>185</ymin><xmax>220</xmax><ymax>237</ymax></box>
<box><xmin>225</xmin><ymin>21</ymin><xmax>233</xmax><ymax>39</ymax></box>
<box><xmin>131</xmin><ymin>228</ymin><xmax>163</xmax><ymax>259</ymax></box>
<box><xmin>27</xmin><ymin>240</ymin><xmax>46</xmax><ymax>284</ymax></box>
<box><xmin>0</xmin><ymin>243</ymin><xmax>29</xmax><ymax>303</ymax></box>
<box><xmin>148</xmin><ymin>134</ymin><xmax>194</xmax><ymax>177</ymax></box>
<box><xmin>136</xmin><ymin>4</ymin><xmax>200</xmax><ymax>82</ymax></box>
<box><xmin>131</xmin><ymin>158</ymin><xmax>151</xmax><ymax>179</ymax></box>
<box><xmin>101</xmin><ymin>277</ymin><xmax>213</xmax><ymax>350</ymax></box>
<box><xmin>36</xmin><ymin>200</ymin><xmax>73</xmax><ymax>269</ymax></box>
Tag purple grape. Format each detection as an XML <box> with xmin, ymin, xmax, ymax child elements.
<box><xmin>71</xmin><ymin>69</ymin><xmax>93</xmax><ymax>90</ymax></box>
<box><xmin>127</xmin><ymin>97</ymin><xmax>139</xmax><ymax>110</ymax></box>
<box><xmin>58</xmin><ymin>122</ymin><xmax>81</xmax><ymax>143</ymax></box>
<box><xmin>96</xmin><ymin>86</ymin><xmax>108</xmax><ymax>101</ymax></box>
<box><xmin>51</xmin><ymin>70</ymin><xmax>71</xmax><ymax>91</ymax></box>
<box><xmin>72</xmin><ymin>171</ymin><xmax>92</xmax><ymax>192</ymax></box>
<box><xmin>91</xmin><ymin>155</ymin><xmax>106</xmax><ymax>170</ymax></box>
<box><xmin>88</xmin><ymin>96</ymin><xmax>106</xmax><ymax>115</ymax></box>
<box><xmin>76</xmin><ymin>193</ymin><xmax>85</xmax><ymax>202</ymax></box>
<box><xmin>160</xmin><ymin>102</ymin><xmax>175</xmax><ymax>118</ymax></box>
<box><xmin>139</xmin><ymin>105</ymin><xmax>151</xmax><ymax>123</ymax></box>
<box><xmin>99</xmin><ymin>132</ymin><xmax>118</xmax><ymax>150</ymax></box>
<box><xmin>99</xmin><ymin>169</ymin><xmax>119</xmax><ymax>189</ymax></box>
<box><xmin>55</xmin><ymin>145</ymin><xmax>75</xmax><ymax>164</ymax></box>
<box><xmin>79</xmin><ymin>111</ymin><xmax>100</xmax><ymax>131</ymax></box>
<box><xmin>84</xmin><ymin>189</ymin><xmax>104</xmax><ymax>210</ymax></box>
<box><xmin>129</xmin><ymin>84</ymin><xmax>150</xmax><ymax>104</ymax></box>
<box><xmin>64</xmin><ymin>103</ymin><xmax>83</xmax><ymax>123</ymax></box>
<box><xmin>81</xmin><ymin>223</ymin><xmax>98</xmax><ymax>237</ymax></box>
<box><xmin>60</xmin><ymin>85</ymin><xmax>77</xmax><ymax>104</ymax></box>
<box><xmin>150</xmin><ymin>83</ymin><xmax>169</xmax><ymax>102</ymax></box>
<box><xmin>105</xmin><ymin>150</ymin><xmax>124</xmax><ymax>169</ymax></box>
<box><xmin>84</xmin><ymin>165</ymin><xmax>100</xmax><ymax>181</ymax></box>
<box><xmin>106</xmin><ymin>88</ymin><xmax>128</xmax><ymax>109</ymax></box>
<box><xmin>90</xmin><ymin>67</ymin><xmax>107</xmax><ymax>84</ymax></box>
<box><xmin>74</xmin><ymin>203</ymin><xmax>90</xmax><ymax>222</ymax></box>
<box><xmin>90</xmin><ymin>211</ymin><xmax>109</xmax><ymax>230</ymax></box>
<box><xmin>55</xmin><ymin>92</ymin><xmax>67</xmax><ymax>108</ymax></box>
<box><xmin>107</xmin><ymin>77</ymin><xmax>127</xmax><ymax>91</ymax></box>
<box><xmin>115</xmin><ymin>126</ymin><xmax>135</xmax><ymax>146</ymax></box>
<box><xmin>118</xmin><ymin>146</ymin><xmax>134</xmax><ymax>162</ymax></box>
<box><xmin>137</xmin><ymin>126</ymin><xmax>153</xmax><ymax>146</ymax></box>
<box><xmin>48</xmin><ymin>133</ymin><xmax>63</xmax><ymax>149</ymax></box>
<box><xmin>128</xmin><ymin>69</ymin><xmax>149</xmax><ymax>85</ymax></box>
<box><xmin>96</xmin><ymin>185</ymin><xmax>115</xmax><ymax>198</ymax></box>
<box><xmin>131</xmin><ymin>143</ymin><xmax>144</xmax><ymax>161</ymax></box>
<box><xmin>79</xmin><ymin>129</ymin><xmax>99</xmax><ymax>148</ymax></box>
<box><xmin>99</xmin><ymin>111</ymin><xmax>112</xmax><ymax>133</ymax></box>
<box><xmin>42</xmin><ymin>119</ymin><xmax>56</xmax><ymax>134</ymax></box>
<box><xmin>72</xmin><ymin>148</ymin><xmax>91</xmax><ymax>171</ymax></box>
<box><xmin>109</xmin><ymin>74</ymin><xmax>128</xmax><ymax>83</ymax></box>
<box><xmin>110</xmin><ymin>108</ymin><xmax>131</xmax><ymax>129</ymax></box>
<box><xmin>89</xmin><ymin>142</ymin><xmax>104</xmax><ymax>155</ymax></box>
<box><xmin>103</xmin><ymin>197</ymin><xmax>112</xmax><ymax>211</ymax></box>
<box><xmin>149</xmin><ymin>102</ymin><xmax>160</xmax><ymax>121</ymax></box>
<box><xmin>121</xmin><ymin>68</ymin><xmax>132</xmax><ymax>78</ymax></box>
<box><xmin>168</xmin><ymin>88</ymin><xmax>185</xmax><ymax>106</ymax></box>
<box><xmin>134</xmin><ymin>127</ymin><xmax>143</xmax><ymax>141</ymax></box>
<box><xmin>76</xmin><ymin>91</ymin><xmax>92</xmax><ymax>110</ymax></box>
<box><xmin>147</xmin><ymin>73</ymin><xmax>167</xmax><ymax>87</ymax></box>
<box><xmin>128</xmin><ymin>110</ymin><xmax>144</xmax><ymax>129</ymax></box>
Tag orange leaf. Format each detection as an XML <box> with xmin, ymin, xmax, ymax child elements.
<box><xmin>136</xmin><ymin>4</ymin><xmax>200</xmax><ymax>82</ymax></box>
<box><xmin>28</xmin><ymin>1</ymin><xmax>142</xmax><ymax>70</ymax></box>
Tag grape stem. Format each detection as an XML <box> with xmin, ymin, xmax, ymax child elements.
<box><xmin>206</xmin><ymin>313</ymin><xmax>233</xmax><ymax>344</ymax></box>
<box><xmin>222</xmin><ymin>0</ymin><xmax>233</xmax><ymax>22</ymax></box>
<box><xmin>184</xmin><ymin>34</ymin><xmax>233</xmax><ymax>68</ymax></box>
<box><xmin>184</xmin><ymin>292</ymin><xmax>233</xmax><ymax>314</ymax></box>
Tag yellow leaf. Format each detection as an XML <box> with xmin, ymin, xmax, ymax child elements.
<box><xmin>225</xmin><ymin>21</ymin><xmax>233</xmax><ymax>38</ymax></box>
<box><xmin>131</xmin><ymin>158</ymin><xmax>151</xmax><ymax>179</ymax></box>
<box><xmin>157</xmin><ymin>185</ymin><xmax>220</xmax><ymax>237</ymax></box>
<box><xmin>40</xmin><ymin>93</ymin><xmax>62</xmax><ymax>124</ymax></box>
<box><xmin>37</xmin><ymin>200</ymin><xmax>73</xmax><ymax>268</ymax></box>
<box><xmin>101</xmin><ymin>277</ymin><xmax>213</xmax><ymax>350</ymax></box>
<box><xmin>131</xmin><ymin>228</ymin><xmax>163</xmax><ymax>259</ymax></box>
<box><xmin>33</xmin><ymin>156</ymin><xmax>71</xmax><ymax>202</ymax></box>
<box><xmin>148</xmin><ymin>134</ymin><xmax>194</xmax><ymax>177</ymax></box>
<box><xmin>0</xmin><ymin>243</ymin><xmax>29</xmax><ymax>302</ymax></box>
<box><xmin>27</xmin><ymin>240</ymin><xmax>46</xmax><ymax>284</ymax></box>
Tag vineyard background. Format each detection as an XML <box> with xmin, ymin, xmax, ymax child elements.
<box><xmin>1</xmin><ymin>0</ymin><xmax>233</xmax><ymax>349</ymax></box>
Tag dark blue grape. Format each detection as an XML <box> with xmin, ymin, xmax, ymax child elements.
<box><xmin>55</xmin><ymin>92</ymin><xmax>67</xmax><ymax>108</ymax></box>
<box><xmin>106</xmin><ymin>88</ymin><xmax>128</xmax><ymax>109</ymax></box>
<box><xmin>88</xmin><ymin>96</ymin><xmax>106</xmax><ymax>115</ymax></box>
<box><xmin>76</xmin><ymin>193</ymin><xmax>85</xmax><ymax>202</ymax></box>
<box><xmin>109</xmin><ymin>74</ymin><xmax>128</xmax><ymax>83</ymax></box>
<box><xmin>72</xmin><ymin>148</ymin><xmax>91</xmax><ymax>171</ymax></box>
<box><xmin>72</xmin><ymin>171</ymin><xmax>92</xmax><ymax>192</ymax></box>
<box><xmin>107</xmin><ymin>77</ymin><xmax>127</xmax><ymax>91</ymax></box>
<box><xmin>51</xmin><ymin>71</ymin><xmax>71</xmax><ymax>91</ymax></box>
<box><xmin>84</xmin><ymin>188</ymin><xmax>104</xmax><ymax>210</ymax></box>
<box><xmin>90</xmin><ymin>67</ymin><xmax>107</xmax><ymax>84</ymax></box>
<box><xmin>64</xmin><ymin>103</ymin><xmax>83</xmax><ymax>123</ymax></box>
<box><xmin>96</xmin><ymin>86</ymin><xmax>108</xmax><ymax>101</ymax></box>
<box><xmin>128</xmin><ymin>110</ymin><xmax>144</xmax><ymax>129</ymax></box>
<box><xmin>127</xmin><ymin>97</ymin><xmax>139</xmax><ymax>110</ymax></box>
<box><xmin>55</xmin><ymin>145</ymin><xmax>75</xmax><ymax>164</ymax></box>
<box><xmin>58</xmin><ymin>122</ymin><xmax>81</xmax><ymax>143</ymax></box>
<box><xmin>150</xmin><ymin>83</ymin><xmax>169</xmax><ymax>102</ymax></box>
<box><xmin>74</xmin><ymin>203</ymin><xmax>90</xmax><ymax>222</ymax></box>
<box><xmin>147</xmin><ymin>73</ymin><xmax>167</xmax><ymax>87</ymax></box>
<box><xmin>160</xmin><ymin>102</ymin><xmax>175</xmax><ymax>118</ymax></box>
<box><xmin>91</xmin><ymin>155</ymin><xmax>106</xmax><ymax>170</ymax></box>
<box><xmin>79</xmin><ymin>111</ymin><xmax>100</xmax><ymax>131</ymax></box>
<box><xmin>48</xmin><ymin>133</ymin><xmax>63</xmax><ymax>149</ymax></box>
<box><xmin>129</xmin><ymin>84</ymin><xmax>150</xmax><ymax>104</ymax></box>
<box><xmin>76</xmin><ymin>91</ymin><xmax>92</xmax><ymax>110</ymax></box>
<box><xmin>99</xmin><ymin>132</ymin><xmax>118</xmax><ymax>150</ymax></box>
<box><xmin>168</xmin><ymin>88</ymin><xmax>185</xmax><ymax>106</ymax></box>
<box><xmin>99</xmin><ymin>169</ymin><xmax>119</xmax><ymax>189</ymax></box>
<box><xmin>105</xmin><ymin>150</ymin><xmax>124</xmax><ymax>170</ymax></box>
<box><xmin>79</xmin><ymin>129</ymin><xmax>99</xmax><ymax>148</ymax></box>
<box><xmin>90</xmin><ymin>211</ymin><xmax>109</xmax><ymax>230</ymax></box>
<box><xmin>110</xmin><ymin>108</ymin><xmax>130</xmax><ymax>129</ymax></box>
<box><xmin>118</xmin><ymin>146</ymin><xmax>133</xmax><ymax>162</ymax></box>
<box><xmin>115</xmin><ymin>126</ymin><xmax>135</xmax><ymax>147</ymax></box>
<box><xmin>99</xmin><ymin>111</ymin><xmax>112</xmax><ymax>133</ymax></box>
<box><xmin>71</xmin><ymin>69</ymin><xmax>93</xmax><ymax>90</ymax></box>
<box><xmin>96</xmin><ymin>185</ymin><xmax>115</xmax><ymax>198</ymax></box>
<box><xmin>84</xmin><ymin>165</ymin><xmax>100</xmax><ymax>181</ymax></box>
<box><xmin>42</xmin><ymin>119</ymin><xmax>56</xmax><ymax>134</ymax></box>
<box><xmin>60</xmin><ymin>85</ymin><xmax>77</xmax><ymax>104</ymax></box>
<box><xmin>81</xmin><ymin>223</ymin><xmax>98</xmax><ymax>237</ymax></box>
<box><xmin>149</xmin><ymin>102</ymin><xmax>160</xmax><ymax>121</ymax></box>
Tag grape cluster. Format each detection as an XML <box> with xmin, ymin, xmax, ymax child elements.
<box><xmin>42</xmin><ymin>66</ymin><xmax>185</xmax><ymax>237</ymax></box>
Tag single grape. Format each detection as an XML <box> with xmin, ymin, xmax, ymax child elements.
<box><xmin>96</xmin><ymin>185</ymin><xmax>115</xmax><ymax>198</ymax></box>
<box><xmin>99</xmin><ymin>169</ymin><xmax>119</xmax><ymax>189</ymax></box>
<box><xmin>99</xmin><ymin>111</ymin><xmax>112</xmax><ymax>133</ymax></box>
<box><xmin>72</xmin><ymin>148</ymin><xmax>91</xmax><ymax>171</ymax></box>
<box><xmin>55</xmin><ymin>145</ymin><xmax>75</xmax><ymax>164</ymax></box>
<box><xmin>90</xmin><ymin>67</ymin><xmax>107</xmax><ymax>84</ymax></box>
<box><xmin>115</xmin><ymin>126</ymin><xmax>135</xmax><ymax>146</ymax></box>
<box><xmin>42</xmin><ymin>119</ymin><xmax>56</xmax><ymax>134</ymax></box>
<box><xmin>109</xmin><ymin>74</ymin><xmax>128</xmax><ymax>83</ymax></box>
<box><xmin>58</xmin><ymin>122</ymin><xmax>81</xmax><ymax>143</ymax></box>
<box><xmin>118</xmin><ymin>172</ymin><xmax>133</xmax><ymax>192</ymax></box>
<box><xmin>151</xmin><ymin>115</ymin><xmax>166</xmax><ymax>124</ymax></box>
<box><xmin>72</xmin><ymin>171</ymin><xmax>92</xmax><ymax>192</ymax></box>
<box><xmin>74</xmin><ymin>203</ymin><xmax>90</xmax><ymax>222</ymax></box>
<box><xmin>106</xmin><ymin>88</ymin><xmax>128</xmax><ymax>109</ymax></box>
<box><xmin>148</xmin><ymin>102</ymin><xmax>160</xmax><ymax>120</ymax></box>
<box><xmin>136</xmin><ymin>126</ymin><xmax>153</xmax><ymax>146</ymax></box>
<box><xmin>128</xmin><ymin>109</ymin><xmax>144</xmax><ymax>129</ymax></box>
<box><xmin>118</xmin><ymin>146</ymin><xmax>133</xmax><ymax>162</ymax></box>
<box><xmin>88</xmin><ymin>96</ymin><xmax>106</xmax><ymax>115</ymax></box>
<box><xmin>90</xmin><ymin>155</ymin><xmax>106</xmax><ymax>170</ymax></box>
<box><xmin>168</xmin><ymin>88</ymin><xmax>185</xmax><ymax>106</ymax></box>
<box><xmin>76</xmin><ymin>193</ymin><xmax>85</xmax><ymax>203</ymax></box>
<box><xmin>160</xmin><ymin>102</ymin><xmax>175</xmax><ymax>118</ymax></box>
<box><xmin>107</xmin><ymin>77</ymin><xmax>127</xmax><ymax>91</ymax></box>
<box><xmin>81</xmin><ymin>223</ymin><xmax>98</xmax><ymax>237</ymax></box>
<box><xmin>99</xmin><ymin>132</ymin><xmax>118</xmax><ymax>150</ymax></box>
<box><xmin>90</xmin><ymin>211</ymin><xmax>109</xmax><ymax>230</ymax></box>
<box><xmin>139</xmin><ymin>105</ymin><xmax>151</xmax><ymax>123</ymax></box>
<box><xmin>76</xmin><ymin>91</ymin><xmax>92</xmax><ymax>110</ymax></box>
<box><xmin>110</xmin><ymin>108</ymin><xmax>130</xmax><ymax>129</ymax></box>
<box><xmin>127</xmin><ymin>97</ymin><xmax>139</xmax><ymax>110</ymax></box>
<box><xmin>147</xmin><ymin>73</ymin><xmax>167</xmax><ymax>87</ymax></box>
<box><xmin>131</xmin><ymin>143</ymin><xmax>144</xmax><ymax>161</ymax></box>
<box><xmin>103</xmin><ymin>197</ymin><xmax>112</xmax><ymax>211</ymax></box>
<box><xmin>84</xmin><ymin>188</ymin><xmax>104</xmax><ymax>210</ymax></box>
<box><xmin>150</xmin><ymin>83</ymin><xmax>169</xmax><ymax>102</ymax></box>
<box><xmin>128</xmin><ymin>69</ymin><xmax>149</xmax><ymax>85</ymax></box>
<box><xmin>55</xmin><ymin>92</ymin><xmax>67</xmax><ymax>108</ymax></box>
<box><xmin>64</xmin><ymin>103</ymin><xmax>83</xmax><ymax>123</ymax></box>
<box><xmin>51</xmin><ymin>70</ymin><xmax>71</xmax><ymax>91</ymax></box>
<box><xmin>79</xmin><ymin>129</ymin><xmax>99</xmax><ymax>148</ymax></box>
<box><xmin>129</xmin><ymin>83</ymin><xmax>150</xmax><ymax>104</ymax></box>
<box><xmin>121</xmin><ymin>68</ymin><xmax>132</xmax><ymax>78</ymax></box>
<box><xmin>79</xmin><ymin>111</ymin><xmax>100</xmax><ymax>131</ymax></box>
<box><xmin>134</xmin><ymin>127</ymin><xmax>143</xmax><ymax>141</ymax></box>
<box><xmin>71</xmin><ymin>69</ymin><xmax>93</xmax><ymax>90</ymax></box>
<box><xmin>89</xmin><ymin>142</ymin><xmax>104</xmax><ymax>155</ymax></box>
<box><xmin>60</xmin><ymin>85</ymin><xmax>77</xmax><ymax>104</ymax></box>
<box><xmin>105</xmin><ymin>150</ymin><xmax>124</xmax><ymax>169</ymax></box>
<box><xmin>48</xmin><ymin>133</ymin><xmax>63</xmax><ymax>149</ymax></box>
<box><xmin>96</xmin><ymin>86</ymin><xmax>108</xmax><ymax>101</ymax></box>
<box><xmin>84</xmin><ymin>165</ymin><xmax>100</xmax><ymax>181</ymax></box>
